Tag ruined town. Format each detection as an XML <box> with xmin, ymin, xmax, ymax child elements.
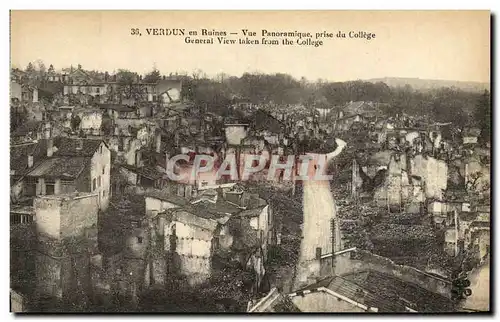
<box><xmin>9</xmin><ymin>62</ymin><xmax>490</xmax><ymax>313</ymax></box>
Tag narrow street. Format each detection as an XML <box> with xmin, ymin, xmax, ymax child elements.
<box><xmin>461</xmin><ymin>258</ymin><xmax>490</xmax><ymax>312</ymax></box>
<box><xmin>294</xmin><ymin>151</ymin><xmax>344</xmax><ymax>289</ymax></box>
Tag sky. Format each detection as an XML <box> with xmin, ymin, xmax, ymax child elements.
<box><xmin>10</xmin><ymin>10</ymin><xmax>490</xmax><ymax>83</ymax></box>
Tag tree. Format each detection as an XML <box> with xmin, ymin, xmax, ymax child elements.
<box><xmin>191</xmin><ymin>68</ymin><xmax>205</xmax><ymax>80</ymax></box>
<box><xmin>35</xmin><ymin>59</ymin><xmax>47</xmax><ymax>79</ymax></box>
<box><xmin>116</xmin><ymin>69</ymin><xmax>146</xmax><ymax>102</ymax></box>
<box><xmin>25</xmin><ymin>62</ymin><xmax>35</xmax><ymax>73</ymax></box>
<box><xmin>144</xmin><ymin>66</ymin><xmax>162</xmax><ymax>83</ymax></box>
<box><xmin>216</xmin><ymin>72</ymin><xmax>229</xmax><ymax>83</ymax></box>
<box><xmin>25</xmin><ymin>62</ymin><xmax>36</xmax><ymax>80</ymax></box>
<box><xmin>474</xmin><ymin>90</ymin><xmax>491</xmax><ymax>143</ymax></box>
<box><xmin>390</xmin><ymin>85</ymin><xmax>414</xmax><ymax>117</ymax></box>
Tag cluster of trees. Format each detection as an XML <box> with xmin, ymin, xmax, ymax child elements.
<box><xmin>21</xmin><ymin>60</ymin><xmax>51</xmax><ymax>81</ymax></box>
<box><xmin>182</xmin><ymin>71</ymin><xmax>490</xmax><ymax>131</ymax></box>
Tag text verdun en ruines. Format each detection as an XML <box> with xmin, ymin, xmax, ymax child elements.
<box><xmin>130</xmin><ymin>28</ymin><xmax>377</xmax><ymax>47</ymax></box>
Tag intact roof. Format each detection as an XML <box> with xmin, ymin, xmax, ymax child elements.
<box><xmin>26</xmin><ymin>156</ymin><xmax>89</xmax><ymax>179</ymax></box>
<box><xmin>189</xmin><ymin>199</ymin><xmax>242</xmax><ymax>220</ymax></box>
<box><xmin>342</xmin><ymin>101</ymin><xmax>381</xmax><ymax>118</ymax></box>
<box><xmin>10</xmin><ymin>142</ymin><xmax>46</xmax><ymax>176</ymax></box>
<box><xmin>299</xmin><ymin>275</ymin><xmax>406</xmax><ymax>312</ymax></box>
<box><xmin>341</xmin><ymin>270</ymin><xmax>455</xmax><ymax>312</ymax></box>
<box><xmin>51</xmin><ymin>137</ymin><xmax>103</xmax><ymax>157</ymax></box>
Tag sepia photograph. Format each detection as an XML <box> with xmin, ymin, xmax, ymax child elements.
<box><xmin>9</xmin><ymin>10</ymin><xmax>491</xmax><ymax>313</ymax></box>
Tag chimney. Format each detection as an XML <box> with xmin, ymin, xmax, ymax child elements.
<box><xmin>156</xmin><ymin>132</ymin><xmax>162</xmax><ymax>153</ymax></box>
<box><xmin>47</xmin><ymin>139</ymin><xmax>53</xmax><ymax>157</ymax></box>
<box><xmin>28</xmin><ymin>155</ymin><xmax>34</xmax><ymax>168</ymax></box>
<box><xmin>135</xmin><ymin>150</ymin><xmax>142</xmax><ymax>167</ymax></box>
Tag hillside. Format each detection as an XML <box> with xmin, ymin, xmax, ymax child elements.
<box><xmin>365</xmin><ymin>77</ymin><xmax>490</xmax><ymax>92</ymax></box>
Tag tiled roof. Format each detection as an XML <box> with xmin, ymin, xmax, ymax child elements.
<box><xmin>10</xmin><ymin>142</ymin><xmax>45</xmax><ymax>176</ymax></box>
<box><xmin>26</xmin><ymin>156</ymin><xmax>90</xmax><ymax>179</ymax></box>
<box><xmin>299</xmin><ymin>275</ymin><xmax>406</xmax><ymax>312</ymax></box>
<box><xmin>189</xmin><ymin>199</ymin><xmax>242</xmax><ymax>220</ymax></box>
<box><xmin>52</xmin><ymin>137</ymin><xmax>102</xmax><ymax>157</ymax></box>
<box><xmin>342</xmin><ymin>101</ymin><xmax>381</xmax><ymax>118</ymax></box>
<box><xmin>342</xmin><ymin>270</ymin><xmax>455</xmax><ymax>312</ymax></box>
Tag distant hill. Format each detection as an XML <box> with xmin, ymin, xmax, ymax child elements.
<box><xmin>365</xmin><ymin>77</ymin><xmax>490</xmax><ymax>93</ymax></box>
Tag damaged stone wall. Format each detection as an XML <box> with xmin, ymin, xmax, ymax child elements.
<box><xmin>34</xmin><ymin>197</ymin><xmax>62</xmax><ymax>239</ymax></box>
<box><xmin>33</xmin><ymin>195</ymin><xmax>100</xmax><ymax>304</ymax></box>
<box><xmin>169</xmin><ymin>220</ymin><xmax>213</xmax><ymax>285</ymax></box>
<box><xmin>373</xmin><ymin>154</ymin><xmax>403</xmax><ymax>209</ymax></box>
<box><xmin>60</xmin><ymin>195</ymin><xmax>99</xmax><ymax>238</ymax></box>
<box><xmin>411</xmin><ymin>155</ymin><xmax>448</xmax><ymax>201</ymax></box>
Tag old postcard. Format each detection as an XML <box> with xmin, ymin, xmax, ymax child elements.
<box><xmin>9</xmin><ymin>10</ymin><xmax>491</xmax><ymax>313</ymax></box>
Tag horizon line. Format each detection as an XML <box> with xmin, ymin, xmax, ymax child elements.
<box><xmin>9</xmin><ymin>63</ymin><xmax>490</xmax><ymax>85</ymax></box>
